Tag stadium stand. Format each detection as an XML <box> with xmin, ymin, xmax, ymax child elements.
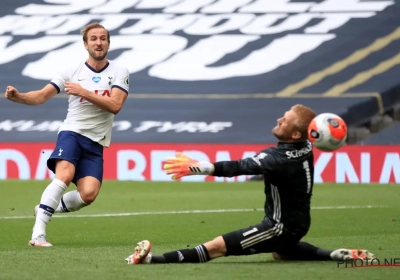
<box><xmin>362</xmin><ymin>122</ymin><xmax>400</xmax><ymax>144</ymax></box>
<box><xmin>0</xmin><ymin>0</ymin><xmax>400</xmax><ymax>145</ymax></box>
<box><xmin>356</xmin><ymin>102</ymin><xmax>400</xmax><ymax>144</ymax></box>
<box><xmin>0</xmin><ymin>96</ymin><xmax>386</xmax><ymax>143</ymax></box>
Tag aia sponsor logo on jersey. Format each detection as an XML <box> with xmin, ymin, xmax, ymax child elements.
<box><xmin>79</xmin><ymin>90</ymin><xmax>110</xmax><ymax>102</ymax></box>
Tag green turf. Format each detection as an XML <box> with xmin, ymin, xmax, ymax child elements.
<box><xmin>0</xmin><ymin>181</ymin><xmax>399</xmax><ymax>280</ymax></box>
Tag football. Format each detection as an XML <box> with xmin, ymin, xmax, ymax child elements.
<box><xmin>308</xmin><ymin>113</ymin><xmax>348</xmax><ymax>151</ymax></box>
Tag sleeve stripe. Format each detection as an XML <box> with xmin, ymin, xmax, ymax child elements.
<box><xmin>49</xmin><ymin>82</ymin><xmax>60</xmax><ymax>94</ymax></box>
<box><xmin>112</xmin><ymin>85</ymin><xmax>128</xmax><ymax>95</ymax></box>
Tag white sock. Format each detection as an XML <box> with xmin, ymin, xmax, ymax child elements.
<box><xmin>32</xmin><ymin>178</ymin><xmax>67</xmax><ymax>239</ymax></box>
<box><xmin>55</xmin><ymin>190</ymin><xmax>88</xmax><ymax>213</ymax></box>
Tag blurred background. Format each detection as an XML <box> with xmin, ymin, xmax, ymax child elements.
<box><xmin>0</xmin><ymin>0</ymin><xmax>399</xmax><ymax>183</ymax></box>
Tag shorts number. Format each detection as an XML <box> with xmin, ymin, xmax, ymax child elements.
<box><xmin>303</xmin><ymin>160</ymin><xmax>312</xmax><ymax>193</ymax></box>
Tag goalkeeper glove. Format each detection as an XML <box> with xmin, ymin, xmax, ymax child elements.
<box><xmin>163</xmin><ymin>152</ymin><xmax>214</xmax><ymax>180</ymax></box>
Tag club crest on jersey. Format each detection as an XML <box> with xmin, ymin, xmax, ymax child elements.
<box><xmin>92</xmin><ymin>77</ymin><xmax>101</xmax><ymax>83</ymax></box>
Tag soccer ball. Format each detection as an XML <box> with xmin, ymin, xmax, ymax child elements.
<box><xmin>308</xmin><ymin>113</ymin><xmax>348</xmax><ymax>151</ymax></box>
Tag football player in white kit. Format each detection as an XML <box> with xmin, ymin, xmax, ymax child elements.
<box><xmin>4</xmin><ymin>23</ymin><xmax>129</xmax><ymax>247</ymax></box>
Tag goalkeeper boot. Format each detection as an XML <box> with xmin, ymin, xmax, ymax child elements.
<box><xmin>125</xmin><ymin>240</ymin><xmax>153</xmax><ymax>264</ymax></box>
<box><xmin>330</xmin><ymin>249</ymin><xmax>375</xmax><ymax>261</ymax></box>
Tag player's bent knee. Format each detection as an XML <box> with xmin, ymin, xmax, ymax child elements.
<box><xmin>77</xmin><ymin>177</ymin><xmax>101</xmax><ymax>204</ymax></box>
<box><xmin>204</xmin><ymin>236</ymin><xmax>227</xmax><ymax>259</ymax></box>
<box><xmin>78</xmin><ymin>188</ymin><xmax>99</xmax><ymax>204</ymax></box>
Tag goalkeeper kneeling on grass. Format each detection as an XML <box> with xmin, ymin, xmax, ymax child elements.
<box><xmin>126</xmin><ymin>105</ymin><xmax>375</xmax><ymax>265</ymax></box>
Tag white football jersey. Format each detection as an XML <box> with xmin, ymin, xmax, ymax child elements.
<box><xmin>50</xmin><ymin>60</ymin><xmax>129</xmax><ymax>147</ymax></box>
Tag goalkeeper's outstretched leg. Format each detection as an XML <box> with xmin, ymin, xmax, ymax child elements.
<box><xmin>125</xmin><ymin>239</ymin><xmax>375</xmax><ymax>265</ymax></box>
<box><xmin>125</xmin><ymin>219</ymin><xmax>375</xmax><ymax>264</ymax></box>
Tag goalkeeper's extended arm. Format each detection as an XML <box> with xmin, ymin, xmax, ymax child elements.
<box><xmin>212</xmin><ymin>160</ymin><xmax>259</xmax><ymax>177</ymax></box>
<box><xmin>164</xmin><ymin>152</ymin><xmax>274</xmax><ymax>180</ymax></box>
<box><xmin>163</xmin><ymin>152</ymin><xmax>215</xmax><ymax>180</ymax></box>
<box><xmin>212</xmin><ymin>151</ymin><xmax>277</xmax><ymax>177</ymax></box>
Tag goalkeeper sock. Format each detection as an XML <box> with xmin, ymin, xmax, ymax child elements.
<box><xmin>151</xmin><ymin>245</ymin><xmax>211</xmax><ymax>263</ymax></box>
<box><xmin>284</xmin><ymin>242</ymin><xmax>333</xmax><ymax>261</ymax></box>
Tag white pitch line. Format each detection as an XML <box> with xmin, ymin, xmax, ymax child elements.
<box><xmin>0</xmin><ymin>205</ymin><xmax>387</xmax><ymax>220</ymax></box>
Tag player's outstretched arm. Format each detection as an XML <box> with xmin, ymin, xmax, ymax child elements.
<box><xmin>5</xmin><ymin>84</ymin><xmax>58</xmax><ymax>105</ymax></box>
<box><xmin>164</xmin><ymin>151</ymin><xmax>276</xmax><ymax>180</ymax></box>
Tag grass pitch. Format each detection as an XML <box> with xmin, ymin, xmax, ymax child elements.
<box><xmin>0</xmin><ymin>181</ymin><xmax>399</xmax><ymax>280</ymax></box>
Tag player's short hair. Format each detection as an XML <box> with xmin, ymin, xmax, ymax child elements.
<box><xmin>81</xmin><ymin>22</ymin><xmax>110</xmax><ymax>43</ymax></box>
<box><xmin>291</xmin><ymin>104</ymin><xmax>316</xmax><ymax>141</ymax></box>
